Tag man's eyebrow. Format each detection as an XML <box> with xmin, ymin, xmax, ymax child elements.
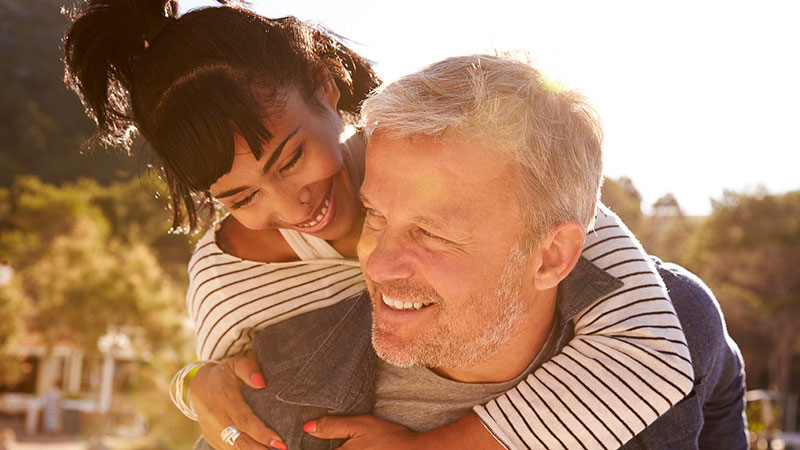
<box><xmin>413</xmin><ymin>215</ymin><xmax>451</xmax><ymax>233</ymax></box>
<box><xmin>360</xmin><ymin>190</ymin><xmax>463</xmax><ymax>237</ymax></box>
<box><xmin>261</xmin><ymin>127</ymin><xmax>300</xmax><ymax>175</ymax></box>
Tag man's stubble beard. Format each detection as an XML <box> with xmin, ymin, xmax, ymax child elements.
<box><xmin>368</xmin><ymin>244</ymin><xmax>531</xmax><ymax>369</ymax></box>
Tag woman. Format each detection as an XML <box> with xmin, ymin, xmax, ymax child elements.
<box><xmin>64</xmin><ymin>1</ymin><xmax>694</xmax><ymax>449</ymax></box>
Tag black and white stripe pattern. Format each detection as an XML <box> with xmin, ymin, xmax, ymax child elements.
<box><xmin>185</xmin><ymin>204</ymin><xmax>693</xmax><ymax>449</ymax></box>
<box><xmin>186</xmin><ymin>231</ymin><xmax>365</xmax><ymax>360</ymax></box>
<box><xmin>475</xmin><ymin>205</ymin><xmax>694</xmax><ymax>449</ymax></box>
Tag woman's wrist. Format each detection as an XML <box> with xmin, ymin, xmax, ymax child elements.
<box><xmin>169</xmin><ymin>359</ymin><xmax>219</xmax><ymax>421</ymax></box>
<box><xmin>414</xmin><ymin>412</ymin><xmax>507</xmax><ymax>450</ymax></box>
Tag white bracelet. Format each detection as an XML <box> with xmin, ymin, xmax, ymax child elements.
<box><xmin>169</xmin><ymin>360</ymin><xmax>219</xmax><ymax>421</ymax></box>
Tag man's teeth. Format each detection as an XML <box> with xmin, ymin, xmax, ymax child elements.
<box><xmin>299</xmin><ymin>196</ymin><xmax>330</xmax><ymax>228</ymax></box>
<box><xmin>382</xmin><ymin>294</ymin><xmax>433</xmax><ymax>311</ymax></box>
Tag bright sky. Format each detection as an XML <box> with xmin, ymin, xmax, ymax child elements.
<box><xmin>182</xmin><ymin>0</ymin><xmax>800</xmax><ymax>215</ymax></box>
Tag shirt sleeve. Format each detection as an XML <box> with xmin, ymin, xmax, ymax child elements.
<box><xmin>474</xmin><ymin>203</ymin><xmax>695</xmax><ymax>449</ymax></box>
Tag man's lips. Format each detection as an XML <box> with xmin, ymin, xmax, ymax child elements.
<box><xmin>381</xmin><ymin>293</ymin><xmax>434</xmax><ymax>311</ymax></box>
<box><xmin>374</xmin><ymin>292</ymin><xmax>437</xmax><ymax>328</ymax></box>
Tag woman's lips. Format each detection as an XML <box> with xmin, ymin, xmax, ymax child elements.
<box><xmin>291</xmin><ymin>185</ymin><xmax>335</xmax><ymax>234</ymax></box>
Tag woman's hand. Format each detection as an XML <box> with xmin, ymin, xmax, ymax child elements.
<box><xmin>303</xmin><ymin>412</ymin><xmax>506</xmax><ymax>450</ymax></box>
<box><xmin>190</xmin><ymin>354</ymin><xmax>287</xmax><ymax>450</ymax></box>
<box><xmin>302</xmin><ymin>415</ymin><xmax>420</xmax><ymax>450</ymax></box>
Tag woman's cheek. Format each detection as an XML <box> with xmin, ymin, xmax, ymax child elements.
<box><xmin>233</xmin><ymin>211</ymin><xmax>269</xmax><ymax>231</ymax></box>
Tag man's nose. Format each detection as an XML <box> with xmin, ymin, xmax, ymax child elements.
<box><xmin>362</xmin><ymin>230</ymin><xmax>415</xmax><ymax>283</ymax></box>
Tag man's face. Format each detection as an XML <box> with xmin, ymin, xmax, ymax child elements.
<box><xmin>358</xmin><ymin>134</ymin><xmax>536</xmax><ymax>369</ymax></box>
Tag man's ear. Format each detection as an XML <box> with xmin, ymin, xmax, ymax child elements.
<box><xmin>532</xmin><ymin>220</ymin><xmax>585</xmax><ymax>291</ymax></box>
<box><xmin>314</xmin><ymin>66</ymin><xmax>340</xmax><ymax>110</ymax></box>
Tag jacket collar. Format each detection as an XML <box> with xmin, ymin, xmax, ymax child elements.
<box><xmin>276</xmin><ymin>292</ymin><xmax>377</xmax><ymax>413</ymax></box>
<box><xmin>557</xmin><ymin>256</ymin><xmax>624</xmax><ymax>325</ymax></box>
<box><xmin>277</xmin><ymin>256</ymin><xmax>622</xmax><ymax>411</ymax></box>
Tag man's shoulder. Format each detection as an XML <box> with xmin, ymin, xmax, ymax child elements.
<box><xmin>622</xmin><ymin>260</ymin><xmax>747</xmax><ymax>450</ymax></box>
<box><xmin>655</xmin><ymin>261</ymin><xmax>728</xmax><ymax>370</ymax></box>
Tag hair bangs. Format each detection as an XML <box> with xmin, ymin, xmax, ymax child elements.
<box><xmin>152</xmin><ymin>70</ymin><xmax>274</xmax><ymax>192</ymax></box>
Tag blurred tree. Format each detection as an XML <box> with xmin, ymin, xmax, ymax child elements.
<box><xmin>0</xmin><ymin>0</ymin><xmax>139</xmax><ymax>186</ymax></box>
<box><xmin>651</xmin><ymin>193</ymin><xmax>683</xmax><ymax>216</ymax></box>
<box><xmin>0</xmin><ymin>176</ymin><xmax>191</xmax><ymax>352</ymax></box>
<box><xmin>686</xmin><ymin>189</ymin><xmax>800</xmax><ymax>396</ymax></box>
<box><xmin>0</xmin><ymin>176</ymin><xmax>199</xmax><ymax>445</ymax></box>
<box><xmin>601</xmin><ymin>176</ymin><xmax>643</xmax><ymax>232</ymax></box>
<box><xmin>0</xmin><ymin>275</ymin><xmax>25</xmax><ymax>385</ymax></box>
<box><xmin>640</xmin><ymin>193</ymin><xmax>699</xmax><ymax>266</ymax></box>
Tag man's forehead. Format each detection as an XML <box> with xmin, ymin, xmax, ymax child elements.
<box><xmin>363</xmin><ymin>135</ymin><xmax>517</xmax><ymax>225</ymax></box>
<box><xmin>366</xmin><ymin>134</ymin><xmax>510</xmax><ymax>182</ymax></box>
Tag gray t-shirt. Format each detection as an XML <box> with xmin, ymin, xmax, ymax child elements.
<box><xmin>373</xmin><ymin>324</ymin><xmax>559</xmax><ymax>432</ymax></box>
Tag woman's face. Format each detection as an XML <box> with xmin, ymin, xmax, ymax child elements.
<box><xmin>209</xmin><ymin>82</ymin><xmax>363</xmax><ymax>241</ymax></box>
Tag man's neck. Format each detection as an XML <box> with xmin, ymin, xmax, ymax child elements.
<box><xmin>431</xmin><ymin>288</ymin><xmax>558</xmax><ymax>384</ymax></box>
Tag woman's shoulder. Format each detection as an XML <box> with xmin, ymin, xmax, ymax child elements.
<box><xmin>185</xmin><ymin>216</ymin><xmax>295</xmax><ymax>286</ymax></box>
<box><xmin>208</xmin><ymin>215</ymin><xmax>298</xmax><ymax>263</ymax></box>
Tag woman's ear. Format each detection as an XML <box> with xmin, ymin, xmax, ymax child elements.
<box><xmin>315</xmin><ymin>67</ymin><xmax>341</xmax><ymax>110</ymax></box>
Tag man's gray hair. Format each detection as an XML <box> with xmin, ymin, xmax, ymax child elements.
<box><xmin>361</xmin><ymin>54</ymin><xmax>604</xmax><ymax>240</ymax></box>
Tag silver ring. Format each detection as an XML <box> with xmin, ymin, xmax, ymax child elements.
<box><xmin>220</xmin><ymin>426</ymin><xmax>241</xmax><ymax>447</ymax></box>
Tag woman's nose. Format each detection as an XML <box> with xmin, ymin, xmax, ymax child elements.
<box><xmin>270</xmin><ymin>183</ymin><xmax>313</xmax><ymax>225</ymax></box>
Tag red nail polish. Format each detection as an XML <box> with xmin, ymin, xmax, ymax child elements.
<box><xmin>303</xmin><ymin>420</ymin><xmax>317</xmax><ymax>433</ymax></box>
<box><xmin>251</xmin><ymin>373</ymin><xmax>266</xmax><ymax>389</ymax></box>
<box><xmin>270</xmin><ymin>440</ymin><xmax>287</xmax><ymax>450</ymax></box>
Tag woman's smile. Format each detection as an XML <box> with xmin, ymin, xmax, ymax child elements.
<box><xmin>290</xmin><ymin>183</ymin><xmax>336</xmax><ymax>233</ymax></box>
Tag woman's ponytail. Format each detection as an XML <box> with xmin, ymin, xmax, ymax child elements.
<box><xmin>306</xmin><ymin>25</ymin><xmax>380</xmax><ymax>119</ymax></box>
<box><xmin>64</xmin><ymin>0</ymin><xmax>178</xmax><ymax>148</ymax></box>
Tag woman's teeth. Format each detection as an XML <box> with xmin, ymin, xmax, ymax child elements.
<box><xmin>382</xmin><ymin>294</ymin><xmax>433</xmax><ymax>311</ymax></box>
<box><xmin>298</xmin><ymin>196</ymin><xmax>330</xmax><ymax>228</ymax></box>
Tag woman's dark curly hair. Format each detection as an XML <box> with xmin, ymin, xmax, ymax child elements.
<box><xmin>64</xmin><ymin>0</ymin><xmax>380</xmax><ymax>232</ymax></box>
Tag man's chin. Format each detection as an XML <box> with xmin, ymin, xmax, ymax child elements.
<box><xmin>371</xmin><ymin>329</ymin><xmax>423</xmax><ymax>368</ymax></box>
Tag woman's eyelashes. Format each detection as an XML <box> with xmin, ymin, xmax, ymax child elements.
<box><xmin>279</xmin><ymin>144</ymin><xmax>305</xmax><ymax>175</ymax></box>
<box><xmin>231</xmin><ymin>192</ymin><xmax>257</xmax><ymax>210</ymax></box>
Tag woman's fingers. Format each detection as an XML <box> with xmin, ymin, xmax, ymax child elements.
<box><xmin>191</xmin><ymin>359</ymin><xmax>283</xmax><ymax>449</ymax></box>
<box><xmin>228</xmin><ymin>409</ymin><xmax>283</xmax><ymax>447</ymax></box>
<box><xmin>225</xmin><ymin>354</ymin><xmax>266</xmax><ymax>389</ymax></box>
<box><xmin>230</xmin><ymin>432</ymin><xmax>272</xmax><ymax>450</ymax></box>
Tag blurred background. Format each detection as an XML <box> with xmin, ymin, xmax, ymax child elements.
<box><xmin>0</xmin><ymin>0</ymin><xmax>798</xmax><ymax>448</ymax></box>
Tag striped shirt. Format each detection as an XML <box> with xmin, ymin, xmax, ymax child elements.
<box><xmin>185</xmin><ymin>203</ymin><xmax>693</xmax><ymax>449</ymax></box>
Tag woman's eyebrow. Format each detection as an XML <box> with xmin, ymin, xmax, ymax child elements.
<box><xmin>261</xmin><ymin>127</ymin><xmax>300</xmax><ymax>174</ymax></box>
<box><xmin>214</xmin><ymin>127</ymin><xmax>300</xmax><ymax>199</ymax></box>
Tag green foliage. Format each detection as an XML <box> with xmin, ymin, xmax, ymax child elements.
<box><xmin>0</xmin><ymin>278</ymin><xmax>26</xmax><ymax>385</ymax></box>
<box><xmin>0</xmin><ymin>176</ymin><xmax>192</xmax><ymax>353</ymax></box>
<box><xmin>601</xmin><ymin>176</ymin><xmax>643</xmax><ymax>230</ymax></box>
<box><xmin>0</xmin><ymin>176</ymin><xmax>196</xmax><ymax>445</ymax></box>
<box><xmin>686</xmin><ymin>190</ymin><xmax>800</xmax><ymax>314</ymax></box>
<box><xmin>0</xmin><ymin>0</ymin><xmax>138</xmax><ymax>187</ymax></box>
<box><xmin>686</xmin><ymin>189</ymin><xmax>800</xmax><ymax>395</ymax></box>
<box><xmin>601</xmin><ymin>177</ymin><xmax>699</xmax><ymax>265</ymax></box>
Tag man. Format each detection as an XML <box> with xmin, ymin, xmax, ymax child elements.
<box><xmin>243</xmin><ymin>55</ymin><xmax>747</xmax><ymax>450</ymax></box>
